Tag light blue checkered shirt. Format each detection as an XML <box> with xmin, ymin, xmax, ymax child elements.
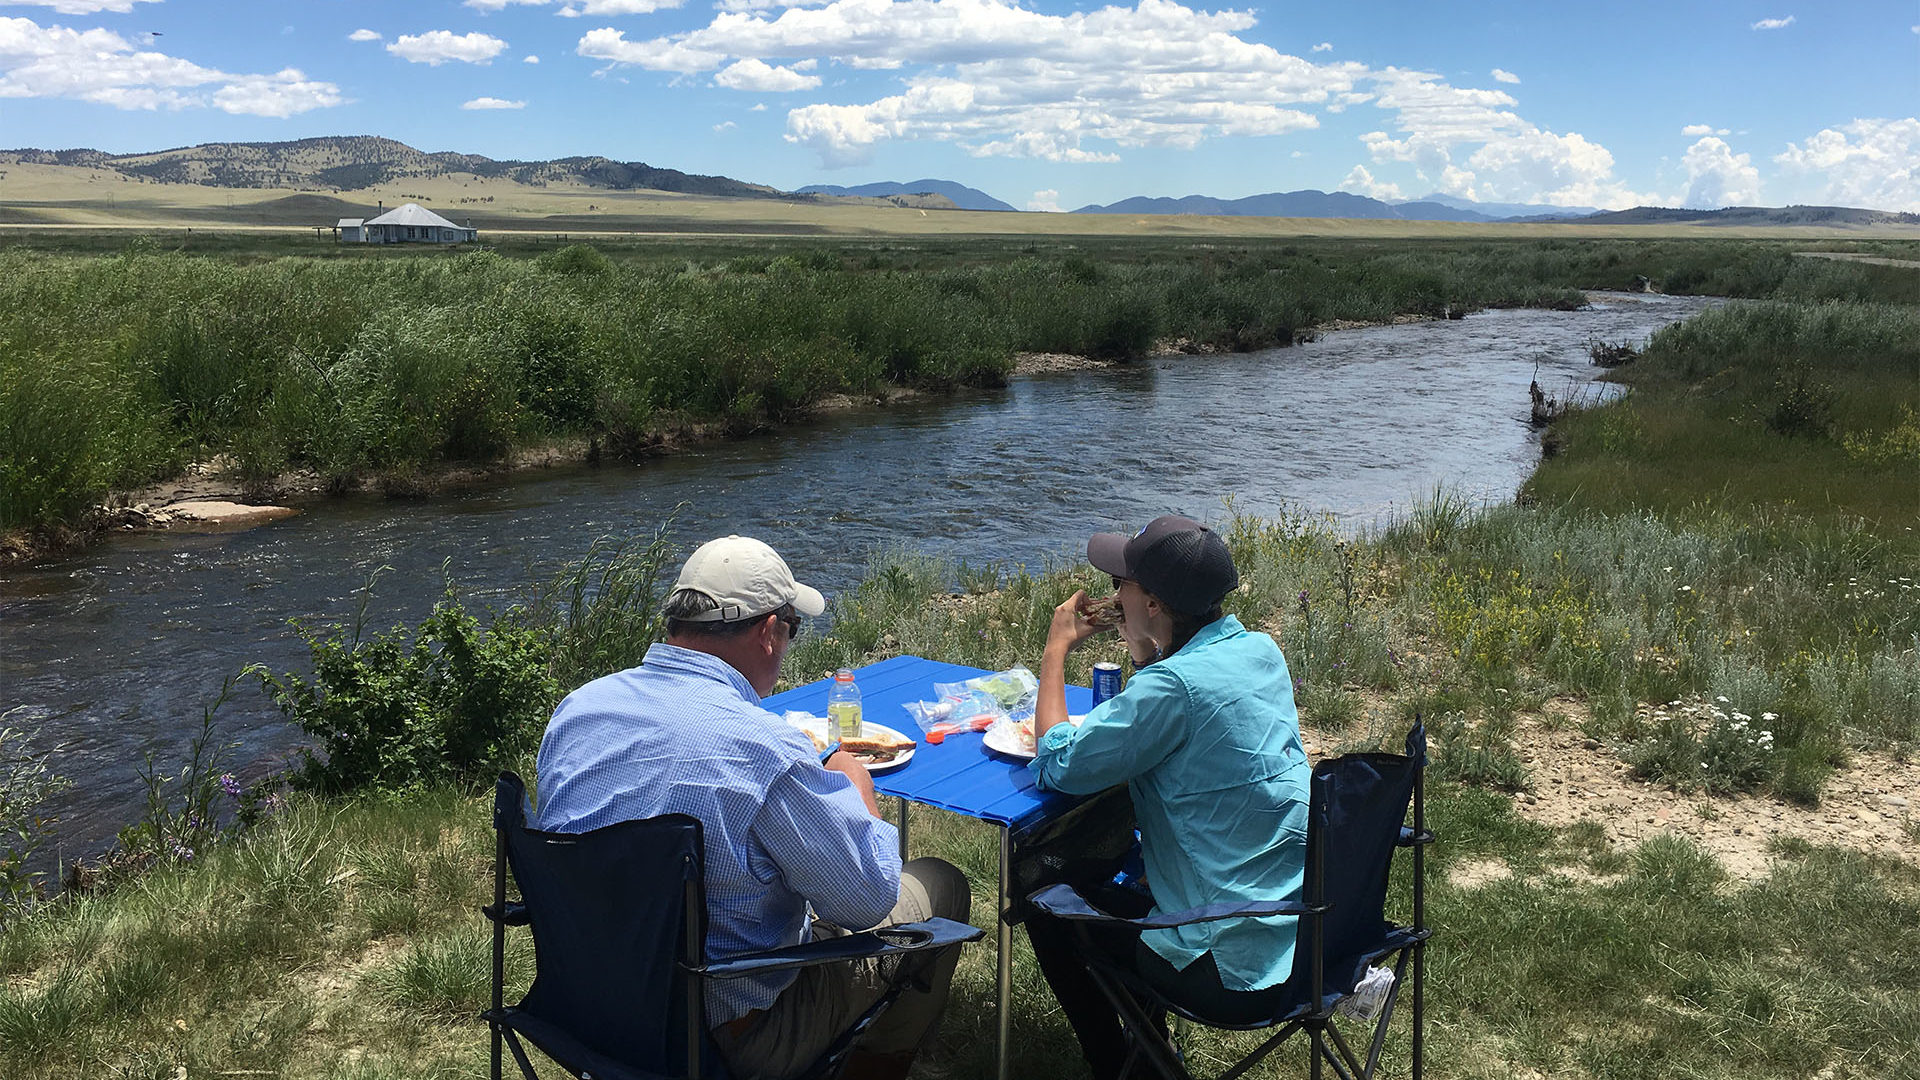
<box><xmin>533</xmin><ymin>643</ymin><xmax>902</xmax><ymax>1023</ymax></box>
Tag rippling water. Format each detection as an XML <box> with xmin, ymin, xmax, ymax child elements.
<box><xmin>0</xmin><ymin>292</ymin><xmax>1716</xmax><ymax>860</ymax></box>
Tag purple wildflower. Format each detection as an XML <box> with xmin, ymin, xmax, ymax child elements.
<box><xmin>220</xmin><ymin>773</ymin><xmax>242</xmax><ymax>800</ymax></box>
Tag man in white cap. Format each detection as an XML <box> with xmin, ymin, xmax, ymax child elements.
<box><xmin>535</xmin><ymin>535</ymin><xmax>970</xmax><ymax>1080</ymax></box>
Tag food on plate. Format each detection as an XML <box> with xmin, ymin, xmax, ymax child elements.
<box><xmin>1013</xmin><ymin>719</ymin><xmax>1035</xmax><ymax>755</ymax></box>
<box><xmin>842</xmin><ymin>730</ymin><xmax>917</xmax><ymax>763</ymax></box>
<box><xmin>801</xmin><ymin>727</ymin><xmax>828</xmax><ymax>753</ymax></box>
<box><xmin>1081</xmin><ymin>595</ymin><xmax>1124</xmax><ymax>628</ymax></box>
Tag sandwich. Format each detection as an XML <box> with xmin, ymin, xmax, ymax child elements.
<box><xmin>1081</xmin><ymin>594</ymin><xmax>1124</xmax><ymax>628</ymax></box>
<box><xmin>841</xmin><ymin>730</ymin><xmax>917</xmax><ymax>763</ymax></box>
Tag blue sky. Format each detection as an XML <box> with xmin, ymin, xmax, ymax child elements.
<box><xmin>1</xmin><ymin>0</ymin><xmax>1915</xmax><ymax>212</ymax></box>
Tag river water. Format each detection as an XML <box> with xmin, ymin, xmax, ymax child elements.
<box><xmin>0</xmin><ymin>292</ymin><xmax>1716</xmax><ymax>861</ymax></box>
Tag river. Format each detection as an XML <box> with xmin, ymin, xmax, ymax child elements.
<box><xmin>0</xmin><ymin>291</ymin><xmax>1717</xmax><ymax>862</ymax></box>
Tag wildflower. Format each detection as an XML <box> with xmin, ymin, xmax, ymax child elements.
<box><xmin>1662</xmin><ymin>566</ymin><xmax>1673</xmax><ymax>572</ymax></box>
<box><xmin>220</xmin><ymin>773</ymin><xmax>242</xmax><ymax>800</ymax></box>
<box><xmin>1677</xmin><ymin>585</ymin><xmax>1693</xmax><ymax>592</ymax></box>
<box><xmin>1715</xmin><ymin>695</ymin><xmax>1730</xmax><ymax>703</ymax></box>
<box><xmin>1761</xmin><ymin>712</ymin><xmax>1778</xmax><ymax>722</ymax></box>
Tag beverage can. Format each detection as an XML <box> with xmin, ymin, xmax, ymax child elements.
<box><xmin>1091</xmin><ymin>662</ymin><xmax>1122</xmax><ymax>707</ymax></box>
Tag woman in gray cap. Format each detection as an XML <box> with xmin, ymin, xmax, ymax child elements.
<box><xmin>1023</xmin><ymin>515</ymin><xmax>1311</xmax><ymax>1080</ymax></box>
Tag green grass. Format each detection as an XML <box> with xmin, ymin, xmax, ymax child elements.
<box><xmin>5</xmin><ymin>236</ymin><xmax>1916</xmax><ymax>533</ymax></box>
<box><xmin>1</xmin><ymin>764</ymin><xmax>1914</xmax><ymax>1078</ymax></box>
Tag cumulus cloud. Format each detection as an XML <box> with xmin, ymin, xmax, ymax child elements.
<box><xmin>1027</xmin><ymin>189</ymin><xmax>1060</xmax><ymax>211</ymax></box>
<box><xmin>714</xmin><ymin>56</ymin><xmax>821</xmax><ymax>90</ymax></box>
<box><xmin>0</xmin><ymin>0</ymin><xmax>156</xmax><ymax>12</ymax></box>
<box><xmin>1681</xmin><ymin>123</ymin><xmax>1728</xmax><ymax>137</ymax></box>
<box><xmin>524</xmin><ymin>54</ymin><xmax>540</xmax><ymax>63</ymax></box>
<box><xmin>1775</xmin><ymin>117</ymin><xmax>1920</xmax><ymax>212</ymax></box>
<box><xmin>461</xmin><ymin>95</ymin><xmax>525</xmax><ymax>108</ymax></box>
<box><xmin>1338</xmin><ymin>164</ymin><xmax>1402</xmax><ymax>201</ymax></box>
<box><xmin>1678</xmin><ymin>136</ymin><xmax>1761</xmax><ymax>207</ymax></box>
<box><xmin>1751</xmin><ymin>15</ymin><xmax>1794</xmax><ymax>30</ymax></box>
<box><xmin>349</xmin><ymin>28</ymin><xmax>382</xmax><ymax>42</ymax></box>
<box><xmin>714</xmin><ymin>119</ymin><xmax>736</xmax><ymax>131</ymax></box>
<box><xmin>1490</xmin><ymin>68</ymin><xmax>1518</xmax><ymax>84</ymax></box>
<box><xmin>464</xmin><ymin>0</ymin><xmax>550</xmax><ymax>9</ymax></box>
<box><xmin>583</xmin><ymin>0</ymin><xmax>1351</xmax><ymax>165</ymax></box>
<box><xmin>387</xmin><ymin>30</ymin><xmax>508</xmax><ymax>66</ymax></box>
<box><xmin>1310</xmin><ymin>41</ymin><xmax>1330</xmax><ymax>52</ymax></box>
<box><xmin>0</xmin><ymin>16</ymin><xmax>343</xmax><ymax>116</ymax></box>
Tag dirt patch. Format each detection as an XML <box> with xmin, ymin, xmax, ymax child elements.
<box><xmin>1509</xmin><ymin>703</ymin><xmax>1919</xmax><ymax>880</ymax></box>
<box><xmin>1013</xmin><ymin>351</ymin><xmax>1122</xmax><ymax>376</ymax></box>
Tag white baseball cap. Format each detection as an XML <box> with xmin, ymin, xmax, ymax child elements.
<box><xmin>672</xmin><ymin>535</ymin><xmax>826</xmax><ymax>622</ymax></box>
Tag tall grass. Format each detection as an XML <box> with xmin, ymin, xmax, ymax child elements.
<box><xmin>7</xmin><ymin>237</ymin><xmax>1906</xmax><ymax>533</ymax></box>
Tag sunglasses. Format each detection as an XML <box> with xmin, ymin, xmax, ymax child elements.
<box><xmin>1110</xmin><ymin>576</ymin><xmax>1133</xmax><ymax>592</ymax></box>
<box><xmin>778</xmin><ymin>613</ymin><xmax>803</xmax><ymax>640</ymax></box>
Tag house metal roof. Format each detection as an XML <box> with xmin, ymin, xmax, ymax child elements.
<box><xmin>336</xmin><ymin>218</ymin><xmax>363</xmax><ymax>228</ymax></box>
<box><xmin>363</xmin><ymin>203</ymin><xmax>468</xmax><ymax>230</ymax></box>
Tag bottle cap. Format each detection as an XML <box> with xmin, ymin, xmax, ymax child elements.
<box><xmin>834</xmin><ymin>668</ymin><xmax>854</xmax><ymax>682</ymax></box>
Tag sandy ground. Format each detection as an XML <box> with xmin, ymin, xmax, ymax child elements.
<box><xmin>1373</xmin><ymin>704</ymin><xmax>1920</xmax><ymax>886</ymax></box>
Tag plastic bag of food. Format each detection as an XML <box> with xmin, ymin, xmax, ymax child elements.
<box><xmin>900</xmin><ymin>688</ymin><xmax>1006</xmax><ymax>736</ymax></box>
<box><xmin>935</xmin><ymin>666</ymin><xmax>1039</xmax><ymax>720</ymax></box>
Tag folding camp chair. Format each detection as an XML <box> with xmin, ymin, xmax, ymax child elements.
<box><xmin>481</xmin><ymin>772</ymin><xmax>985</xmax><ymax>1080</ymax></box>
<box><xmin>1028</xmin><ymin>725</ymin><xmax>1433</xmax><ymax>1080</ymax></box>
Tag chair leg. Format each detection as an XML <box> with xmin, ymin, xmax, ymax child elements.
<box><xmin>499</xmin><ymin>1027</ymin><xmax>542</xmax><ymax>1080</ymax></box>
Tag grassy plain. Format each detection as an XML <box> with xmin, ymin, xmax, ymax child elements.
<box><xmin>1</xmin><ymin>222</ymin><xmax>1917</xmax><ymax>1077</ymax></box>
<box><xmin>8</xmin><ymin>160</ymin><xmax>1920</xmax><ymax>241</ymax></box>
<box><xmin>4</xmin><ymin>229</ymin><xmax>1918</xmax><ymax>548</ymax></box>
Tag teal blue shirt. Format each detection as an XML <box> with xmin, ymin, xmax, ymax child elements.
<box><xmin>1030</xmin><ymin>615</ymin><xmax>1310</xmax><ymax>991</ymax></box>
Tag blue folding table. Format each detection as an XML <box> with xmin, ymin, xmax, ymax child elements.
<box><xmin>765</xmin><ymin>654</ymin><xmax>1095</xmax><ymax>1080</ymax></box>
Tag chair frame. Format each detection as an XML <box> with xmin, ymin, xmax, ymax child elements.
<box><xmin>481</xmin><ymin>772</ymin><xmax>984</xmax><ymax>1080</ymax></box>
<box><xmin>1029</xmin><ymin>728</ymin><xmax>1433</xmax><ymax>1080</ymax></box>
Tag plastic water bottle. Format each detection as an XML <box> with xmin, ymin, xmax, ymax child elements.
<box><xmin>827</xmin><ymin>668</ymin><xmax>863</xmax><ymax>742</ymax></box>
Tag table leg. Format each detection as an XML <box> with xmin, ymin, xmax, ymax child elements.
<box><xmin>997</xmin><ymin>825</ymin><xmax>1011</xmax><ymax>1080</ymax></box>
<box><xmin>896</xmin><ymin>798</ymin><xmax>910</xmax><ymax>861</ymax></box>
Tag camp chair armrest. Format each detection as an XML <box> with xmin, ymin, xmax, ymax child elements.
<box><xmin>482</xmin><ymin>900</ymin><xmax>530</xmax><ymax>926</ymax></box>
<box><xmin>1398</xmin><ymin>826</ymin><xmax>1436</xmax><ymax>847</ymax></box>
<box><xmin>694</xmin><ymin>917</ymin><xmax>985</xmax><ymax>980</ymax></box>
<box><xmin>1027</xmin><ymin>883</ymin><xmax>1328</xmax><ymax>929</ymax></box>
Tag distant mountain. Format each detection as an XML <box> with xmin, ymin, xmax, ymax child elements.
<box><xmin>1076</xmin><ymin>189</ymin><xmax>1397</xmax><ymax>218</ymax></box>
<box><xmin>1571</xmin><ymin>204</ymin><xmax>1920</xmax><ymax>227</ymax></box>
<box><xmin>1408</xmin><ymin>193</ymin><xmax>1600</xmax><ymax>220</ymax></box>
<box><xmin>1072</xmin><ymin>188</ymin><xmax>1524</xmax><ymax>221</ymax></box>
<box><xmin>796</xmin><ymin>179</ymin><xmax>1016</xmax><ymax>212</ymax></box>
<box><xmin>0</xmin><ymin>136</ymin><xmax>782</xmax><ymax>200</ymax></box>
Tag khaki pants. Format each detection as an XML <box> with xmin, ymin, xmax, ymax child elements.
<box><xmin>712</xmin><ymin>858</ymin><xmax>972</xmax><ymax>1080</ymax></box>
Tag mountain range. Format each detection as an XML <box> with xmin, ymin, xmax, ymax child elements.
<box><xmin>4</xmin><ymin>136</ymin><xmax>1912</xmax><ymax>228</ymax></box>
<box><xmin>796</xmin><ymin>179</ymin><xmax>1017</xmax><ymax>212</ymax></box>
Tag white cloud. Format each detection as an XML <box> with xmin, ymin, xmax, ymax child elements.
<box><xmin>1310</xmin><ymin>41</ymin><xmax>1330</xmax><ymax>52</ymax></box>
<box><xmin>750</xmin><ymin>101</ymin><xmax>766</xmax><ymax>110</ymax></box>
<box><xmin>464</xmin><ymin>0</ymin><xmax>550</xmax><ymax>9</ymax></box>
<box><xmin>713</xmin><ymin>119</ymin><xmax>735</xmax><ymax>131</ymax></box>
<box><xmin>559</xmin><ymin>0</ymin><xmax>685</xmax><ymax>14</ymax></box>
<box><xmin>1338</xmin><ymin>163</ymin><xmax>1402</xmax><ymax>201</ymax></box>
<box><xmin>714</xmin><ymin>56</ymin><xmax>821</xmax><ymax>90</ymax></box>
<box><xmin>461</xmin><ymin>95</ymin><xmax>526</xmax><ymax>109</ymax></box>
<box><xmin>1026</xmin><ymin>188</ymin><xmax>1060</xmax><ymax>211</ymax></box>
<box><xmin>0</xmin><ymin>0</ymin><xmax>156</xmax><ymax>12</ymax></box>
<box><xmin>349</xmin><ymin>28</ymin><xmax>382</xmax><ymax>42</ymax></box>
<box><xmin>588</xmin><ymin>0</ymin><xmax>1353</xmax><ymax>164</ymax></box>
<box><xmin>1678</xmin><ymin>136</ymin><xmax>1761</xmax><ymax>207</ymax></box>
<box><xmin>387</xmin><ymin>30</ymin><xmax>508</xmax><ymax>66</ymax></box>
<box><xmin>1490</xmin><ymin>68</ymin><xmax>1518</xmax><ymax>84</ymax></box>
<box><xmin>1681</xmin><ymin>123</ymin><xmax>1728</xmax><ymax>137</ymax></box>
<box><xmin>1751</xmin><ymin>15</ymin><xmax>1794</xmax><ymax>30</ymax></box>
<box><xmin>1774</xmin><ymin>117</ymin><xmax>1920</xmax><ymax>212</ymax></box>
<box><xmin>524</xmin><ymin>54</ymin><xmax>539</xmax><ymax>63</ymax></box>
<box><xmin>0</xmin><ymin>16</ymin><xmax>344</xmax><ymax>116</ymax></box>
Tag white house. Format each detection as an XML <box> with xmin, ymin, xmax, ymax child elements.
<box><xmin>335</xmin><ymin>218</ymin><xmax>364</xmax><ymax>242</ymax></box>
<box><xmin>350</xmin><ymin>203</ymin><xmax>478</xmax><ymax>244</ymax></box>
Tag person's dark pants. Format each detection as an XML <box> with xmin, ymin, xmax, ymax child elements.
<box><xmin>1026</xmin><ymin>883</ymin><xmax>1294</xmax><ymax>1080</ymax></box>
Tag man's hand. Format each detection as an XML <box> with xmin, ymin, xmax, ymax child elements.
<box><xmin>823</xmin><ymin>750</ymin><xmax>882</xmax><ymax>818</ymax></box>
